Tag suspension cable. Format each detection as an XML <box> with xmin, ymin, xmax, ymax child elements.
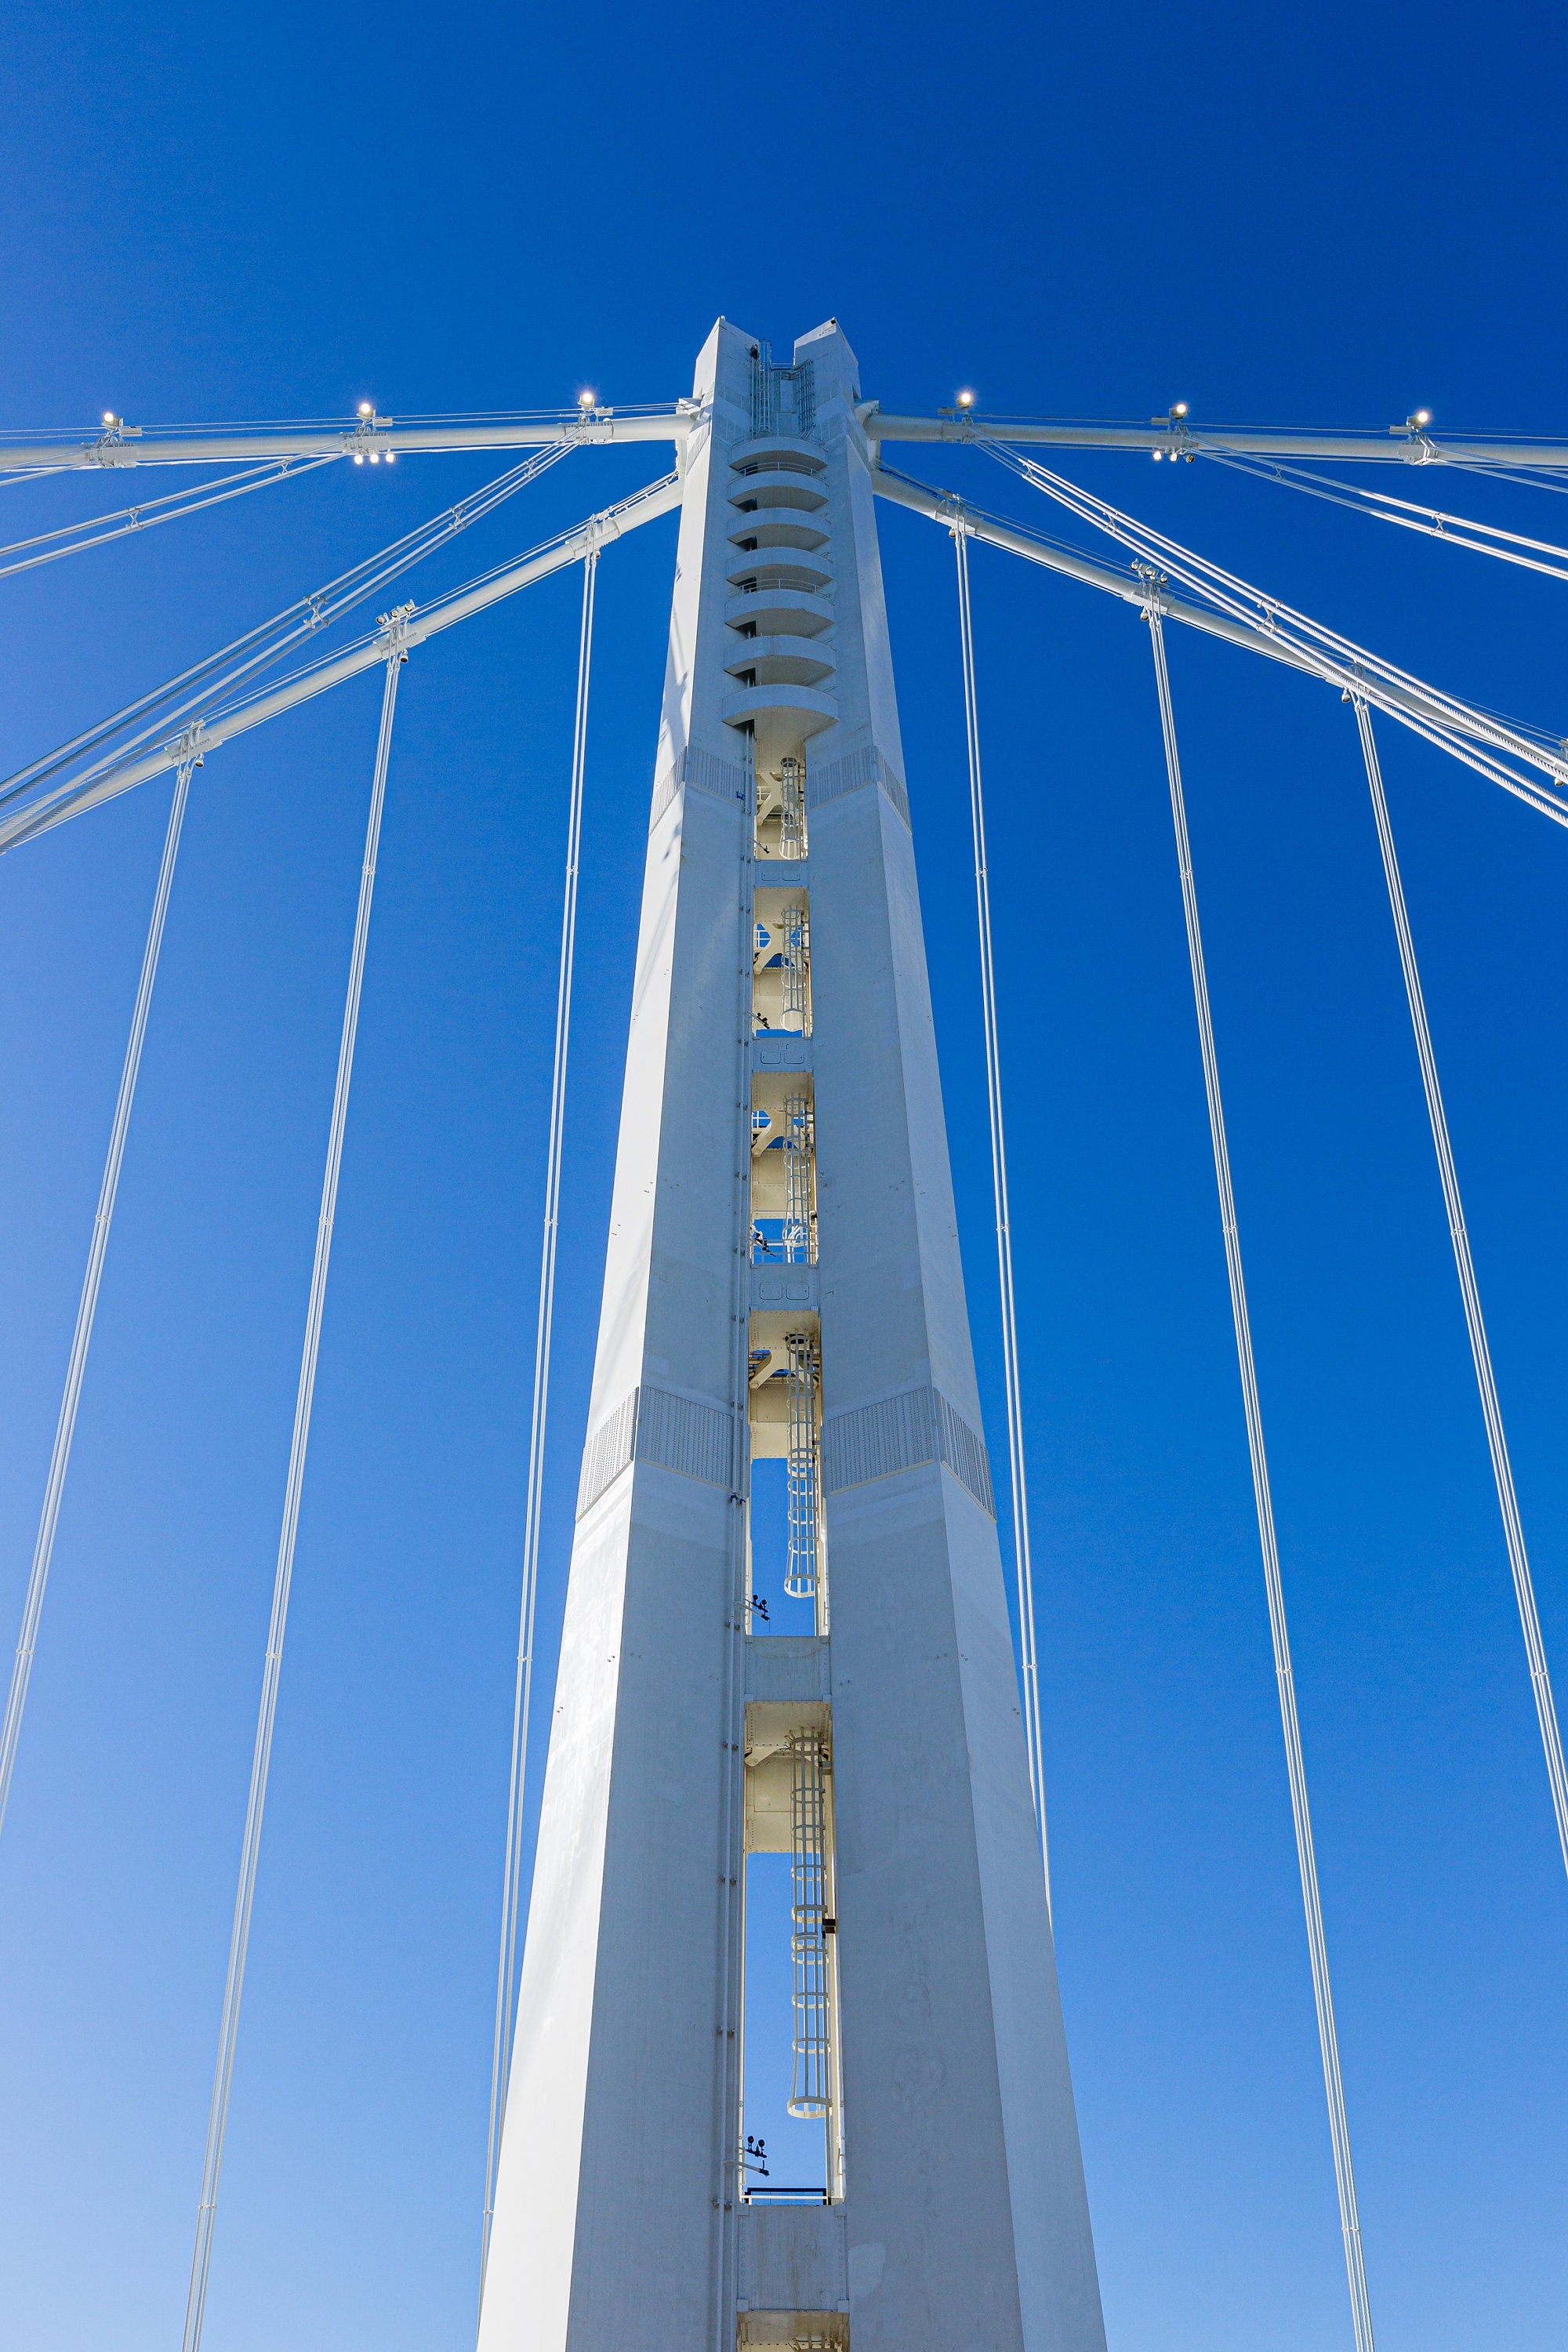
<box><xmin>1146</xmin><ymin>611</ymin><xmax>1376</xmax><ymax>2352</ymax></box>
<box><xmin>0</xmin><ymin>456</ymin><xmax>336</xmax><ymax>583</ymax></box>
<box><xmin>1352</xmin><ymin>700</ymin><xmax>1568</xmax><ymax>1879</ymax></box>
<box><xmin>478</xmin><ymin>552</ymin><xmax>597</xmax><ymax>2304</ymax></box>
<box><xmin>0</xmin><ymin>444</ymin><xmax>572</xmax><ymax>820</ymax></box>
<box><xmin>950</xmin><ymin>524</ymin><xmax>1052</xmax><ymax>1912</ymax></box>
<box><xmin>181</xmin><ymin>638</ymin><xmax>404</xmax><ymax>2352</ymax></box>
<box><xmin>0</xmin><ymin>756</ymin><xmax>195</xmax><ymax>1854</ymax></box>
<box><xmin>1200</xmin><ymin>452</ymin><xmax>1568</xmax><ymax>583</ymax></box>
<box><xmin>982</xmin><ymin>444</ymin><xmax>1568</xmax><ymax>786</ymax></box>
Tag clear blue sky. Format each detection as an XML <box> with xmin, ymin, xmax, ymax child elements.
<box><xmin>1</xmin><ymin>3</ymin><xmax>1566</xmax><ymax>2348</ymax></box>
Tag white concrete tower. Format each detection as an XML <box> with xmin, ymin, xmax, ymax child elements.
<box><xmin>478</xmin><ymin>320</ymin><xmax>1106</xmax><ymax>2352</ymax></box>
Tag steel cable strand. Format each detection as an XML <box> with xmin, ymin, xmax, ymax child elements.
<box><xmin>0</xmin><ymin>757</ymin><xmax>195</xmax><ymax>1854</ymax></box>
<box><xmin>0</xmin><ymin>470</ymin><xmax>680</xmax><ymax>858</ymax></box>
<box><xmin>479</xmin><ymin>551</ymin><xmax>597</xmax><ymax>2304</ymax></box>
<box><xmin>951</xmin><ymin>524</ymin><xmax>1053</xmax><ymax>1913</ymax></box>
<box><xmin>180</xmin><ymin>643</ymin><xmax>402</xmax><ymax>2352</ymax></box>
<box><xmin>985</xmin><ymin>444</ymin><xmax>1568</xmax><ymax>784</ymax></box>
<box><xmin>1198</xmin><ymin>452</ymin><xmax>1568</xmax><ymax>583</ymax></box>
<box><xmin>0</xmin><ymin>444</ymin><xmax>572</xmax><ymax>820</ymax></box>
<box><xmin>0</xmin><ymin>456</ymin><xmax>336</xmax><ymax>583</ymax></box>
<box><xmin>1353</xmin><ymin>700</ymin><xmax>1568</xmax><ymax>1880</ymax></box>
<box><xmin>1147</xmin><ymin>612</ymin><xmax>1377</xmax><ymax>2352</ymax></box>
<box><xmin>876</xmin><ymin>468</ymin><xmax>1568</xmax><ymax>832</ymax></box>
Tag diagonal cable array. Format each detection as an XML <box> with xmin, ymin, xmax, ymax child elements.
<box><xmin>1353</xmin><ymin>702</ymin><xmax>1568</xmax><ymax>1884</ymax></box>
<box><xmin>0</xmin><ymin>757</ymin><xmax>195</xmax><ymax>1857</ymax></box>
<box><xmin>1147</xmin><ymin>610</ymin><xmax>1377</xmax><ymax>2352</ymax></box>
<box><xmin>181</xmin><ymin>633</ymin><xmax>405</xmax><ymax>2352</ymax></box>
<box><xmin>480</xmin><ymin>551</ymin><xmax>597</xmax><ymax>2304</ymax></box>
<box><xmin>1198</xmin><ymin>452</ymin><xmax>1568</xmax><ymax>583</ymax></box>
<box><xmin>0</xmin><ymin>454</ymin><xmax>336</xmax><ymax>583</ymax></box>
<box><xmin>0</xmin><ymin>470</ymin><xmax>681</xmax><ymax>855</ymax></box>
<box><xmin>0</xmin><ymin>442</ymin><xmax>575</xmax><ymax>830</ymax></box>
<box><xmin>974</xmin><ymin>445</ymin><xmax>1568</xmax><ymax>806</ymax></box>
<box><xmin>950</xmin><ymin>524</ymin><xmax>1053</xmax><ymax>1914</ymax></box>
<box><xmin>877</xmin><ymin>462</ymin><xmax>1568</xmax><ymax>833</ymax></box>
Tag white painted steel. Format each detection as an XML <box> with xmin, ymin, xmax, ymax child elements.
<box><xmin>0</xmin><ymin>472</ymin><xmax>681</xmax><ymax>854</ymax></box>
<box><xmin>0</xmin><ymin>757</ymin><xmax>194</xmax><ymax>1853</ymax></box>
<box><xmin>874</xmin><ymin>468</ymin><xmax>1568</xmax><ymax>831</ymax></box>
<box><xmin>182</xmin><ymin>648</ymin><xmax>402</xmax><ymax>2352</ymax></box>
<box><xmin>0</xmin><ymin>410</ymin><xmax>689</xmax><ymax>472</ymax></box>
<box><xmin>1355</xmin><ymin>701</ymin><xmax>1568</xmax><ymax>1882</ymax></box>
<box><xmin>0</xmin><ymin>456</ymin><xmax>336</xmax><ymax>579</ymax></box>
<box><xmin>983</xmin><ymin>444</ymin><xmax>1568</xmax><ymax>790</ymax></box>
<box><xmin>866</xmin><ymin>411</ymin><xmax>1568</xmax><ymax>470</ymax></box>
<box><xmin>0</xmin><ymin>445</ymin><xmax>573</xmax><ymax>830</ymax></box>
<box><xmin>481</xmin><ymin>553</ymin><xmax>599</xmax><ymax>2301</ymax></box>
<box><xmin>1148</xmin><ymin>612</ymin><xmax>1377</xmax><ymax>2352</ymax></box>
<box><xmin>478</xmin><ymin>321</ymin><xmax>753</xmax><ymax>2352</ymax></box>
<box><xmin>9</xmin><ymin>401</ymin><xmax>1568</xmax><ymax>473</ymax></box>
<box><xmin>479</xmin><ymin>318</ymin><xmax>1105</xmax><ymax>2352</ymax></box>
<box><xmin>951</xmin><ymin>523</ymin><xmax>1052</xmax><ymax>1917</ymax></box>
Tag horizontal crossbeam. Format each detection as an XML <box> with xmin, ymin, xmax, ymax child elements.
<box><xmin>873</xmin><ymin>468</ymin><xmax>1568</xmax><ymax>831</ymax></box>
<box><xmin>864</xmin><ymin>412</ymin><xmax>1568</xmax><ymax>471</ymax></box>
<box><xmin>0</xmin><ymin>472</ymin><xmax>682</xmax><ymax>852</ymax></box>
<box><xmin>0</xmin><ymin>411</ymin><xmax>691</xmax><ymax>474</ymax></box>
<box><xmin>9</xmin><ymin>404</ymin><xmax>1567</xmax><ymax>476</ymax></box>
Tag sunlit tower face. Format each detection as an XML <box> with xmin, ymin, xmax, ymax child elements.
<box><xmin>477</xmin><ymin>318</ymin><xmax>1105</xmax><ymax>2352</ymax></box>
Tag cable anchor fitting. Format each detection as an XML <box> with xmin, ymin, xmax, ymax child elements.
<box><xmin>1131</xmin><ymin>557</ymin><xmax>1168</xmax><ymax>615</ymax></box>
<box><xmin>164</xmin><ymin>721</ymin><xmax>208</xmax><ymax>771</ymax></box>
<box><xmin>376</xmin><ymin>600</ymin><xmax>416</xmax><ymax>662</ymax></box>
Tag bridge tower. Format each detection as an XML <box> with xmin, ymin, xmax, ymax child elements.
<box><xmin>477</xmin><ymin>318</ymin><xmax>1106</xmax><ymax>2352</ymax></box>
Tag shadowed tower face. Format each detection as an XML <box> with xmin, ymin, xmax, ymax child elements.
<box><xmin>477</xmin><ymin>319</ymin><xmax>1106</xmax><ymax>2352</ymax></box>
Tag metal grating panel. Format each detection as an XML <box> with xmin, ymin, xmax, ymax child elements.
<box><xmin>684</xmin><ymin>744</ymin><xmax>750</xmax><ymax>803</ymax></box>
<box><xmin>820</xmin><ymin>1383</ymin><xmax>994</xmax><ymax>1517</ymax></box>
<box><xmin>575</xmin><ymin>1384</ymin><xmax>735</xmax><ymax>1516</ymax></box>
<box><xmin>805</xmin><ymin>743</ymin><xmax>910</xmax><ymax>829</ymax></box>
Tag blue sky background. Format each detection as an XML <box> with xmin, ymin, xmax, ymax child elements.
<box><xmin>1</xmin><ymin>2</ymin><xmax>1566</xmax><ymax>2347</ymax></box>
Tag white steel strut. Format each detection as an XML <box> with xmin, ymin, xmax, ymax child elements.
<box><xmin>8</xmin><ymin>401</ymin><xmax>1568</xmax><ymax>474</ymax></box>
<box><xmin>183</xmin><ymin>633</ymin><xmax>405</xmax><ymax>2352</ymax></box>
<box><xmin>0</xmin><ymin>757</ymin><xmax>194</xmax><ymax>1851</ymax></box>
<box><xmin>1148</xmin><ymin>611</ymin><xmax>1377</xmax><ymax>2352</ymax></box>
<box><xmin>874</xmin><ymin>470</ymin><xmax>1568</xmax><ymax>829</ymax></box>
<box><xmin>0</xmin><ymin>473</ymin><xmax>680</xmax><ymax>852</ymax></box>
<box><xmin>1354</xmin><ymin>703</ymin><xmax>1568</xmax><ymax>1884</ymax></box>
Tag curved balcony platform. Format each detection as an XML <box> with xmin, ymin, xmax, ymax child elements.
<box><xmin>727</xmin><ymin>553</ymin><xmax>833</xmax><ymax>596</ymax></box>
<box><xmin>727</xmin><ymin>467</ymin><xmax>829</xmax><ymax>514</ymax></box>
<box><xmin>728</xmin><ymin>508</ymin><xmax>831</xmax><ymax>554</ymax></box>
<box><xmin>725</xmin><ymin>587</ymin><xmax>833</xmax><ymax>639</ymax></box>
<box><xmin>727</xmin><ymin>434</ymin><xmax>827</xmax><ymax>472</ymax></box>
<box><xmin>720</xmin><ymin>681</ymin><xmax>838</xmax><ymax>737</ymax></box>
<box><xmin>723</xmin><ymin>637</ymin><xmax>837</xmax><ymax>690</ymax></box>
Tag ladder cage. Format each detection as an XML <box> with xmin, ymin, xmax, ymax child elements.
<box><xmin>779</xmin><ymin>902</ymin><xmax>810</xmax><ymax>1032</ymax></box>
<box><xmin>779</xmin><ymin>755</ymin><xmax>806</xmax><ymax>860</ymax></box>
<box><xmin>784</xmin><ymin>1332</ymin><xmax>820</xmax><ymax>1600</ymax></box>
<box><xmin>782</xmin><ymin>1094</ymin><xmax>815</xmax><ymax>1265</ymax></box>
<box><xmin>787</xmin><ymin>1730</ymin><xmax>833</xmax><ymax>2121</ymax></box>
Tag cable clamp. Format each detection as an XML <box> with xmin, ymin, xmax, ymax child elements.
<box><xmin>343</xmin><ymin>411</ymin><xmax>396</xmax><ymax>463</ymax></box>
<box><xmin>376</xmin><ymin>600</ymin><xmax>416</xmax><ymax>660</ymax></box>
<box><xmin>1390</xmin><ymin>412</ymin><xmax>1437</xmax><ymax>464</ymax></box>
<box><xmin>165</xmin><ymin>722</ymin><xmax>207</xmax><ymax>770</ymax></box>
<box><xmin>85</xmin><ymin>414</ymin><xmax>142</xmax><ymax>465</ymax></box>
<box><xmin>1131</xmin><ymin>557</ymin><xmax>1167</xmax><ymax>614</ymax></box>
